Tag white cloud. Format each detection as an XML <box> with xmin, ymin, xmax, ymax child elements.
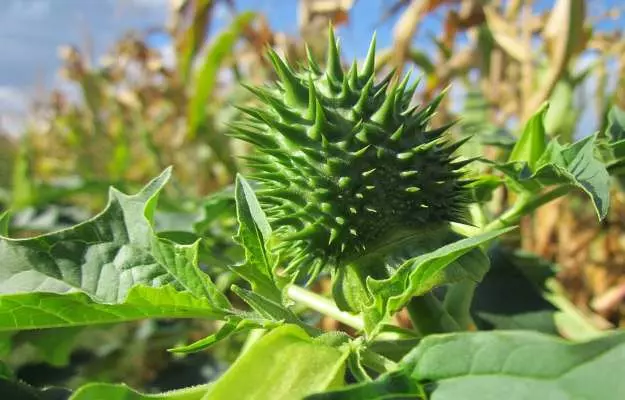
<box><xmin>0</xmin><ymin>86</ymin><xmax>30</xmax><ymax>136</ymax></box>
<box><xmin>0</xmin><ymin>0</ymin><xmax>170</xmax><ymax>135</ymax></box>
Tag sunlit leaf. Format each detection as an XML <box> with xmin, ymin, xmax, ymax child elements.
<box><xmin>231</xmin><ymin>175</ymin><xmax>281</xmax><ymax>301</ymax></box>
<box><xmin>508</xmin><ymin>103</ymin><xmax>548</xmax><ymax>170</ymax></box>
<box><xmin>0</xmin><ymin>285</ymin><xmax>227</xmax><ymax>332</ymax></box>
<box><xmin>364</xmin><ymin>228</ymin><xmax>514</xmax><ymax>335</ymax></box>
<box><xmin>204</xmin><ymin>324</ymin><xmax>348</xmax><ymax>400</ymax></box>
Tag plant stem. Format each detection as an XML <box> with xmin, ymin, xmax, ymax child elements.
<box><xmin>406</xmin><ymin>293</ymin><xmax>460</xmax><ymax>336</ymax></box>
<box><xmin>443</xmin><ymin>281</ymin><xmax>476</xmax><ymax>330</ymax></box>
<box><xmin>360</xmin><ymin>348</ymin><xmax>399</xmax><ymax>373</ymax></box>
<box><xmin>483</xmin><ymin>185</ymin><xmax>572</xmax><ymax>232</ymax></box>
<box><xmin>286</xmin><ymin>284</ymin><xmax>365</xmax><ymax>331</ymax></box>
<box><xmin>286</xmin><ymin>285</ymin><xmax>399</xmax><ymax>374</ymax></box>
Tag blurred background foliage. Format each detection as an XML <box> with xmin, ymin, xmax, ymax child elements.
<box><xmin>1</xmin><ymin>0</ymin><xmax>625</xmax><ymax>393</ymax></box>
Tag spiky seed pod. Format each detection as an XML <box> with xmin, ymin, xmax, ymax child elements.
<box><xmin>233</xmin><ymin>28</ymin><xmax>472</xmax><ymax>281</ymax></box>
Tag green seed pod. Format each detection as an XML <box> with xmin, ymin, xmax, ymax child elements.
<box><xmin>233</xmin><ymin>28</ymin><xmax>472</xmax><ymax>291</ymax></box>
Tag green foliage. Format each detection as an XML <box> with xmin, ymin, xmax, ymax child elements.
<box><xmin>363</xmin><ymin>227</ymin><xmax>513</xmax><ymax>334</ymax></box>
<box><xmin>204</xmin><ymin>324</ymin><xmax>348</xmax><ymax>400</ymax></box>
<box><xmin>508</xmin><ymin>103</ymin><xmax>548</xmax><ymax>170</ymax></box>
<box><xmin>490</xmin><ymin>105</ymin><xmax>611</xmax><ymax>220</ymax></box>
<box><xmin>315</xmin><ymin>330</ymin><xmax>625</xmax><ymax>399</ymax></box>
<box><xmin>231</xmin><ymin>175</ymin><xmax>281</xmax><ymax>301</ymax></box>
<box><xmin>0</xmin><ymin>285</ymin><xmax>225</xmax><ymax>331</ymax></box>
<box><xmin>1</xmin><ymin>26</ymin><xmax>623</xmax><ymax>400</ymax></box>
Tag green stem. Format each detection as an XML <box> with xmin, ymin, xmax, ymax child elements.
<box><xmin>285</xmin><ymin>285</ymin><xmax>399</xmax><ymax>373</ymax></box>
<box><xmin>360</xmin><ymin>348</ymin><xmax>399</xmax><ymax>373</ymax></box>
<box><xmin>286</xmin><ymin>285</ymin><xmax>365</xmax><ymax>331</ymax></box>
<box><xmin>443</xmin><ymin>281</ymin><xmax>476</xmax><ymax>330</ymax></box>
<box><xmin>483</xmin><ymin>185</ymin><xmax>571</xmax><ymax>232</ymax></box>
<box><xmin>406</xmin><ymin>293</ymin><xmax>460</xmax><ymax>336</ymax></box>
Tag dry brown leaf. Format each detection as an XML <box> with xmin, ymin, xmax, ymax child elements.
<box><xmin>483</xmin><ymin>6</ymin><xmax>531</xmax><ymax>63</ymax></box>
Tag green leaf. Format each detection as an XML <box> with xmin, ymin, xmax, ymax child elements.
<box><xmin>0</xmin><ymin>169</ymin><xmax>174</xmax><ymax>301</ymax></box>
<box><xmin>364</xmin><ymin>228</ymin><xmax>514</xmax><ymax>335</ymax></box>
<box><xmin>0</xmin><ymin>168</ymin><xmax>232</xmax><ymax>329</ymax></box>
<box><xmin>472</xmin><ymin>244</ymin><xmax>558</xmax><ymax>333</ymax></box>
<box><xmin>305</xmin><ymin>370</ymin><xmax>423</xmax><ymax>400</ymax></box>
<box><xmin>231</xmin><ymin>285</ymin><xmax>302</xmax><ymax>326</ymax></box>
<box><xmin>203</xmin><ymin>324</ymin><xmax>348</xmax><ymax>400</ymax></box>
<box><xmin>317</xmin><ymin>330</ymin><xmax>625</xmax><ymax>400</ymax></box>
<box><xmin>402</xmin><ymin>330</ymin><xmax>625</xmax><ymax>400</ymax></box>
<box><xmin>187</xmin><ymin>12</ymin><xmax>255</xmax><ymax>138</ymax></box>
<box><xmin>169</xmin><ymin>316</ymin><xmax>279</xmax><ymax>354</ymax></box>
<box><xmin>478</xmin><ymin>311</ymin><xmax>558</xmax><ymax>334</ymax></box>
<box><xmin>70</xmin><ymin>382</ymin><xmax>212</xmax><ymax>399</ymax></box>
<box><xmin>496</xmin><ymin>134</ymin><xmax>610</xmax><ymax>219</ymax></box>
<box><xmin>0</xmin><ymin>285</ymin><xmax>226</xmax><ymax>331</ymax></box>
<box><xmin>150</xmin><ymin>237</ymin><xmax>230</xmax><ymax>309</ymax></box>
<box><xmin>232</xmin><ymin>175</ymin><xmax>281</xmax><ymax>301</ymax></box>
<box><xmin>508</xmin><ymin>103</ymin><xmax>548</xmax><ymax>170</ymax></box>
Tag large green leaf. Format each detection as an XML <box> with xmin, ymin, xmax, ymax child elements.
<box><xmin>314</xmin><ymin>330</ymin><xmax>625</xmax><ymax>400</ymax></box>
<box><xmin>0</xmin><ymin>169</ymin><xmax>174</xmax><ymax>301</ymax></box>
<box><xmin>0</xmin><ymin>285</ymin><xmax>226</xmax><ymax>331</ymax></box>
<box><xmin>403</xmin><ymin>330</ymin><xmax>625</xmax><ymax>399</ymax></box>
<box><xmin>0</xmin><ymin>168</ymin><xmax>230</xmax><ymax>325</ymax></box>
<box><xmin>231</xmin><ymin>175</ymin><xmax>281</xmax><ymax>301</ymax></box>
<box><xmin>203</xmin><ymin>324</ymin><xmax>348</xmax><ymax>400</ymax></box>
<box><xmin>364</xmin><ymin>228</ymin><xmax>513</xmax><ymax>334</ymax></box>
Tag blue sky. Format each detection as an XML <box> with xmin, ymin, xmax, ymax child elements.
<box><xmin>1</xmin><ymin>0</ymin><xmax>623</xmax><ymax>136</ymax></box>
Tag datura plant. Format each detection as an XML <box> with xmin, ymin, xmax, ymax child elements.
<box><xmin>0</xmin><ymin>29</ymin><xmax>623</xmax><ymax>400</ymax></box>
